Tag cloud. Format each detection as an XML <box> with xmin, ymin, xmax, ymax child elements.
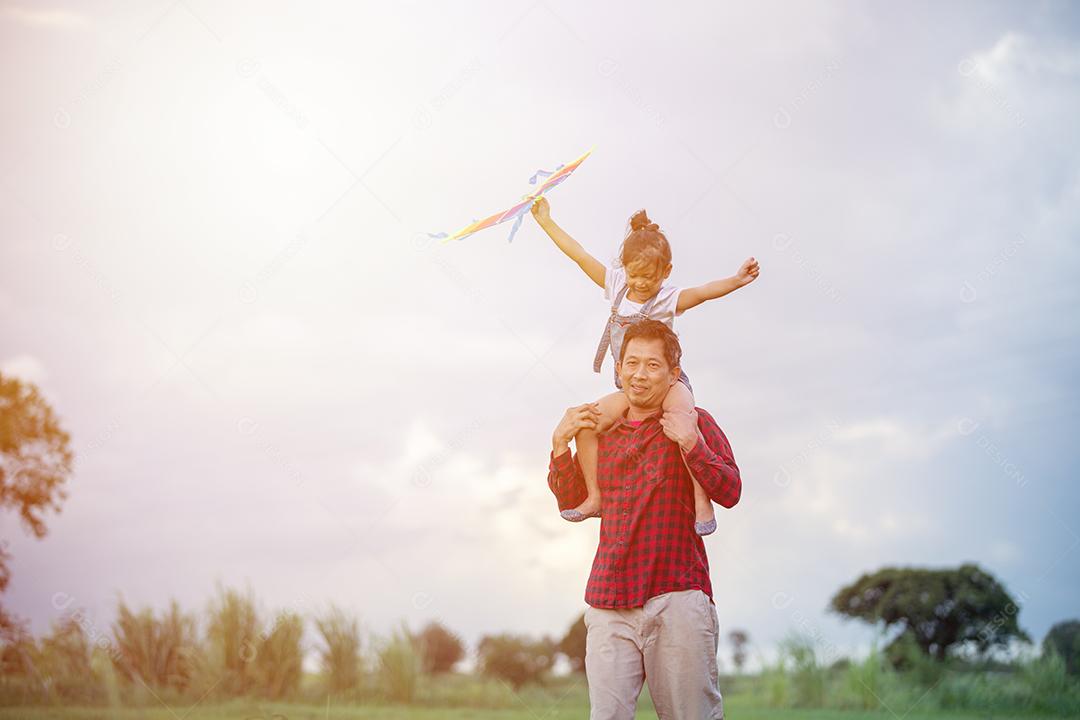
<box><xmin>2</xmin><ymin>6</ymin><xmax>89</xmax><ymax>28</ymax></box>
<box><xmin>938</xmin><ymin>31</ymin><xmax>1080</xmax><ymax>135</ymax></box>
<box><xmin>966</xmin><ymin>32</ymin><xmax>1080</xmax><ymax>80</ymax></box>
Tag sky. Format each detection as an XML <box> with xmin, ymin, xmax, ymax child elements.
<box><xmin>1</xmin><ymin>0</ymin><xmax>1078</xmax><ymax>672</ymax></box>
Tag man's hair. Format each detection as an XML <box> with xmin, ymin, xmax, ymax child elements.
<box><xmin>619</xmin><ymin>319</ymin><xmax>682</xmax><ymax>369</ymax></box>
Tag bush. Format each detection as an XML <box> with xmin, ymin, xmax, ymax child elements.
<box><xmin>1044</xmin><ymin>620</ymin><xmax>1080</xmax><ymax>676</ymax></box>
<box><xmin>476</xmin><ymin>633</ymin><xmax>555</xmax><ymax>690</ymax></box>
<box><xmin>558</xmin><ymin>613</ymin><xmax>586</xmax><ymax>673</ymax></box>
<box><xmin>1020</xmin><ymin>650</ymin><xmax>1080</xmax><ymax>714</ymax></box>
<box><xmin>414</xmin><ymin>621</ymin><xmax>465</xmax><ymax>674</ymax></box>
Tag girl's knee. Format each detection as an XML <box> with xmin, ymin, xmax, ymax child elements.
<box><xmin>663</xmin><ymin>381</ymin><xmax>695</xmax><ymax>412</ymax></box>
<box><xmin>596</xmin><ymin>391</ymin><xmax>629</xmax><ymax>422</ymax></box>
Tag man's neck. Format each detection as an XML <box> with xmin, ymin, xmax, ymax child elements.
<box><xmin>625</xmin><ymin>403</ymin><xmax>663</xmax><ymax>422</ymax></box>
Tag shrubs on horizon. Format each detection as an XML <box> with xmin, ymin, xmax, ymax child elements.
<box><xmin>413</xmin><ymin>621</ymin><xmax>465</xmax><ymax>674</ymax></box>
<box><xmin>1043</xmin><ymin>620</ymin><xmax>1080</xmax><ymax>676</ymax></box>
<box><xmin>476</xmin><ymin>633</ymin><xmax>556</xmax><ymax>690</ymax></box>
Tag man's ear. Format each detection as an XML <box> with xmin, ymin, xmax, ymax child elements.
<box><xmin>669</xmin><ymin>365</ymin><xmax>681</xmax><ymax>386</ymax></box>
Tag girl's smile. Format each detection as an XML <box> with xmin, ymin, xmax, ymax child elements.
<box><xmin>624</xmin><ymin>259</ymin><xmax>672</xmax><ymax>303</ymax></box>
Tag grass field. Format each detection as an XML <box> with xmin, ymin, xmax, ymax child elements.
<box><xmin>0</xmin><ymin>697</ymin><xmax>1047</xmax><ymax>720</ymax></box>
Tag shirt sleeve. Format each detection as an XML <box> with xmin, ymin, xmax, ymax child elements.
<box><xmin>683</xmin><ymin>409</ymin><xmax>742</xmax><ymax>508</ymax></box>
<box><xmin>548</xmin><ymin>449</ymin><xmax>588</xmax><ymax>511</ymax></box>
<box><xmin>651</xmin><ymin>284</ymin><xmax>684</xmax><ymax>322</ymax></box>
<box><xmin>604</xmin><ymin>265</ymin><xmax>625</xmax><ymax>303</ymax></box>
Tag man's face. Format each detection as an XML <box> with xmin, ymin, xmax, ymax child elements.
<box><xmin>616</xmin><ymin>337</ymin><xmax>680</xmax><ymax>410</ymax></box>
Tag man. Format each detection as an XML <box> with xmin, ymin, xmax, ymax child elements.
<box><xmin>548</xmin><ymin>319</ymin><xmax>741</xmax><ymax>720</ymax></box>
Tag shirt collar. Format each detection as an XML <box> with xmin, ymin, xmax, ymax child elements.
<box><xmin>608</xmin><ymin>407</ymin><xmax>663</xmax><ymax>433</ymax></box>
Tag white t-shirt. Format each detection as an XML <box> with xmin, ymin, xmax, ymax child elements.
<box><xmin>604</xmin><ymin>265</ymin><xmax>683</xmax><ymax>327</ymax></box>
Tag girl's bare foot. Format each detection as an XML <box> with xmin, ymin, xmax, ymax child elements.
<box><xmin>560</xmin><ymin>495</ymin><xmax>602</xmax><ymax>522</ymax></box>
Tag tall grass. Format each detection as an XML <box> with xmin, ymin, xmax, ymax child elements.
<box><xmin>110</xmin><ymin>598</ymin><xmax>199</xmax><ymax>697</ymax></box>
<box><xmin>751</xmin><ymin>631</ymin><xmax>1080</xmax><ymax>716</ymax></box>
<box><xmin>313</xmin><ymin>605</ymin><xmax>361</xmax><ymax>695</ymax></box>
<box><xmin>203</xmin><ymin>584</ymin><xmax>262</xmax><ymax>698</ymax></box>
<box><xmin>840</xmin><ymin>645</ymin><xmax>886</xmax><ymax>710</ymax></box>
<box><xmin>6</xmin><ymin>584</ymin><xmax>1080</xmax><ymax>715</ymax></box>
<box><xmin>759</xmin><ymin>632</ymin><xmax>829</xmax><ymax>708</ymax></box>
<box><xmin>251</xmin><ymin>611</ymin><xmax>303</xmax><ymax>700</ymax></box>
<box><xmin>375</xmin><ymin>623</ymin><xmax>422</xmax><ymax>703</ymax></box>
<box><xmin>34</xmin><ymin>616</ymin><xmax>102</xmax><ymax>704</ymax></box>
<box><xmin>935</xmin><ymin>650</ymin><xmax>1080</xmax><ymax>715</ymax></box>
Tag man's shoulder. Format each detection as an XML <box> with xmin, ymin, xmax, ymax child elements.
<box><xmin>693</xmin><ymin>406</ymin><xmax>725</xmax><ymax>435</ymax></box>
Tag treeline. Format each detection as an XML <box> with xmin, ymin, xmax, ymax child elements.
<box><xmin>746</xmin><ymin>629</ymin><xmax>1080</xmax><ymax>717</ymax></box>
<box><xmin>740</xmin><ymin>563</ymin><xmax>1080</xmax><ymax>717</ymax></box>
<box><xmin>0</xmin><ymin>584</ymin><xmax>576</xmax><ymax>708</ymax></box>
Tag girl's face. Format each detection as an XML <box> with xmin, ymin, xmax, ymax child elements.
<box><xmin>624</xmin><ymin>257</ymin><xmax>672</xmax><ymax>302</ymax></box>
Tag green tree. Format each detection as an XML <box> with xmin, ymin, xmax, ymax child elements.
<box><xmin>0</xmin><ymin>373</ymin><xmax>73</xmax><ymax>631</ymax></box>
<box><xmin>829</xmin><ymin>563</ymin><xmax>1030</xmax><ymax>663</ymax></box>
<box><xmin>477</xmin><ymin>633</ymin><xmax>556</xmax><ymax>690</ymax></box>
<box><xmin>413</xmin><ymin>621</ymin><xmax>464</xmax><ymax>674</ymax></box>
<box><xmin>1043</xmin><ymin>620</ymin><xmax>1080</xmax><ymax>676</ymax></box>
<box><xmin>558</xmin><ymin>613</ymin><xmax>586</xmax><ymax>673</ymax></box>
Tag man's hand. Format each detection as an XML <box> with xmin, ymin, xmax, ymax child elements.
<box><xmin>735</xmin><ymin>256</ymin><xmax>760</xmax><ymax>287</ymax></box>
<box><xmin>553</xmin><ymin>402</ymin><xmax>601</xmax><ymax>455</ymax></box>
<box><xmin>530</xmin><ymin>196</ymin><xmax>551</xmax><ymax>224</ymax></box>
<box><xmin>660</xmin><ymin>409</ymin><xmax>700</xmax><ymax>453</ymax></box>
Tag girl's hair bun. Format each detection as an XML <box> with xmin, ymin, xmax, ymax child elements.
<box><xmin>629</xmin><ymin>209</ymin><xmax>659</xmax><ymax>233</ymax></box>
<box><xmin>619</xmin><ymin>208</ymin><xmax>671</xmax><ymax>269</ymax></box>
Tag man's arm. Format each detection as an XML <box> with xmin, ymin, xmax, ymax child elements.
<box><xmin>547</xmin><ymin>403</ymin><xmax>601</xmax><ymax>511</ymax></box>
<box><xmin>685</xmin><ymin>409</ymin><xmax>741</xmax><ymax>507</ymax></box>
<box><xmin>662</xmin><ymin>407</ymin><xmax>741</xmax><ymax>508</ymax></box>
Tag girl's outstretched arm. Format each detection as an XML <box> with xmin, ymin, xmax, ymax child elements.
<box><xmin>676</xmin><ymin>256</ymin><xmax>760</xmax><ymax>314</ymax></box>
<box><xmin>530</xmin><ymin>197</ymin><xmax>606</xmax><ymax>289</ymax></box>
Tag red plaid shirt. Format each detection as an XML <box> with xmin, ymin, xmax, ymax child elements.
<box><xmin>547</xmin><ymin>406</ymin><xmax>741</xmax><ymax>608</ymax></box>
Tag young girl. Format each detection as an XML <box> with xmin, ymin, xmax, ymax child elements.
<box><xmin>530</xmin><ymin>195</ymin><xmax>759</xmax><ymax>535</ymax></box>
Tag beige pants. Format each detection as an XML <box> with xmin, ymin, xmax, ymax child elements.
<box><xmin>584</xmin><ymin>589</ymin><xmax>723</xmax><ymax>720</ymax></box>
